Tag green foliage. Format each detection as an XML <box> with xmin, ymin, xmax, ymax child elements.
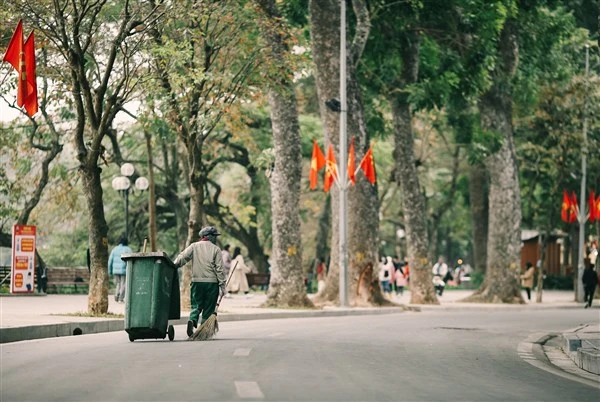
<box><xmin>470</xmin><ymin>271</ymin><xmax>485</xmax><ymax>288</ymax></box>
<box><xmin>279</xmin><ymin>0</ymin><xmax>309</xmax><ymax>27</ymax></box>
<box><xmin>1</xmin><ymin>0</ymin><xmax>597</xmax><ymax>286</ymax></box>
<box><xmin>469</xmin><ymin>127</ymin><xmax>504</xmax><ymax>162</ymax></box>
<box><xmin>41</xmin><ymin>228</ymin><xmax>90</xmax><ymax>267</ymax></box>
<box><xmin>517</xmin><ymin>73</ymin><xmax>600</xmax><ymax>229</ymax></box>
<box><xmin>513</xmin><ymin>5</ymin><xmax>588</xmax><ymax>114</ymax></box>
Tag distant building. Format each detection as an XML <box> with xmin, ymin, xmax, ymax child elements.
<box><xmin>520</xmin><ymin>230</ymin><xmax>568</xmax><ymax>275</ymax></box>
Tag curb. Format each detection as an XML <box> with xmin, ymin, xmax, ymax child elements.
<box><xmin>0</xmin><ymin>307</ymin><xmax>406</xmax><ymax>344</ymax></box>
<box><xmin>517</xmin><ymin>332</ymin><xmax>600</xmax><ymax>389</ymax></box>
<box><xmin>561</xmin><ymin>323</ymin><xmax>600</xmax><ymax>375</ymax></box>
<box><xmin>407</xmin><ymin>303</ymin><xmax>587</xmax><ymax>311</ymax></box>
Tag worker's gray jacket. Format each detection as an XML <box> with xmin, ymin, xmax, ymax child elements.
<box><xmin>173</xmin><ymin>240</ymin><xmax>226</xmax><ymax>286</ymax></box>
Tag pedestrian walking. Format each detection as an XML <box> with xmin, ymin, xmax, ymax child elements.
<box><xmin>36</xmin><ymin>259</ymin><xmax>47</xmax><ymax>294</ymax></box>
<box><xmin>221</xmin><ymin>244</ymin><xmax>232</xmax><ymax>297</ymax></box>
<box><xmin>589</xmin><ymin>241</ymin><xmax>598</xmax><ymax>269</ymax></box>
<box><xmin>432</xmin><ymin>257</ymin><xmax>448</xmax><ymax>296</ymax></box>
<box><xmin>379</xmin><ymin>257</ymin><xmax>393</xmax><ymax>296</ymax></box>
<box><xmin>316</xmin><ymin>258</ymin><xmax>327</xmax><ymax>294</ymax></box>
<box><xmin>582</xmin><ymin>265</ymin><xmax>598</xmax><ymax>308</ymax></box>
<box><xmin>221</xmin><ymin>244</ymin><xmax>232</xmax><ymax>279</ymax></box>
<box><xmin>520</xmin><ymin>262</ymin><xmax>535</xmax><ymax>301</ymax></box>
<box><xmin>227</xmin><ymin>246</ymin><xmax>250</xmax><ymax>294</ymax></box>
<box><xmin>173</xmin><ymin>226</ymin><xmax>226</xmax><ymax>337</ymax></box>
<box><xmin>108</xmin><ymin>236</ymin><xmax>132</xmax><ymax>303</ymax></box>
<box><xmin>394</xmin><ymin>261</ymin><xmax>407</xmax><ymax>296</ymax></box>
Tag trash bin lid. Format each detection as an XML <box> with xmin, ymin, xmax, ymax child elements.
<box><xmin>121</xmin><ymin>251</ymin><xmax>176</xmax><ymax>268</ymax></box>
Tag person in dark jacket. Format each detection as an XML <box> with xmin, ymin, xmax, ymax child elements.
<box><xmin>582</xmin><ymin>265</ymin><xmax>599</xmax><ymax>308</ymax></box>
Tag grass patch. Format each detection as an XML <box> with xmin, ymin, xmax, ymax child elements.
<box><xmin>51</xmin><ymin>311</ymin><xmax>124</xmax><ymax>319</ymax></box>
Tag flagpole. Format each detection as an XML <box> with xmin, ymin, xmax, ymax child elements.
<box><xmin>576</xmin><ymin>44</ymin><xmax>589</xmax><ymax>303</ymax></box>
<box><xmin>339</xmin><ymin>0</ymin><xmax>349</xmax><ymax>308</ymax></box>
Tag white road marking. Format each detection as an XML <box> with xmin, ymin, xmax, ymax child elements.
<box><xmin>233</xmin><ymin>348</ymin><xmax>252</xmax><ymax>356</ymax></box>
<box><xmin>235</xmin><ymin>381</ymin><xmax>264</xmax><ymax>399</ymax></box>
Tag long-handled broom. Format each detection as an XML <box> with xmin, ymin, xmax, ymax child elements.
<box><xmin>188</xmin><ymin>261</ymin><xmax>238</xmax><ymax>341</ymax></box>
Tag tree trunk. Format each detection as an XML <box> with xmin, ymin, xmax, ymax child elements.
<box><xmin>469</xmin><ymin>163</ymin><xmax>488</xmax><ymax>273</ymax></box>
<box><xmin>465</xmin><ymin>20</ymin><xmax>523</xmax><ymax>304</ymax></box>
<box><xmin>310</xmin><ymin>0</ymin><xmax>384</xmax><ymax>306</ymax></box>
<box><xmin>264</xmin><ymin>87</ymin><xmax>309</xmax><ymax>307</ymax></box>
<box><xmin>81</xmin><ymin>164</ymin><xmax>110</xmax><ymax>314</ymax></box>
<box><xmin>309</xmin><ymin>0</ymin><xmax>341</xmax><ymax>304</ymax></box>
<box><xmin>388</xmin><ymin>28</ymin><xmax>438</xmax><ymax>304</ymax></box>
<box><xmin>257</xmin><ymin>0</ymin><xmax>310</xmax><ymax>307</ymax></box>
<box><xmin>392</xmin><ymin>100</ymin><xmax>438</xmax><ymax>304</ymax></box>
<box><xmin>347</xmin><ymin>74</ymin><xmax>383</xmax><ymax>306</ymax></box>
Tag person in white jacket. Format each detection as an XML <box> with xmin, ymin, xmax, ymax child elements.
<box><xmin>227</xmin><ymin>246</ymin><xmax>251</xmax><ymax>294</ymax></box>
<box><xmin>432</xmin><ymin>257</ymin><xmax>448</xmax><ymax>296</ymax></box>
<box><xmin>378</xmin><ymin>256</ymin><xmax>394</xmax><ymax>296</ymax></box>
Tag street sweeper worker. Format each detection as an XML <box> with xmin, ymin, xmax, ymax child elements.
<box><xmin>173</xmin><ymin>226</ymin><xmax>226</xmax><ymax>337</ymax></box>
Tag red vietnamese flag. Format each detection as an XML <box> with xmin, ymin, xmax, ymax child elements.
<box><xmin>309</xmin><ymin>139</ymin><xmax>326</xmax><ymax>190</ymax></box>
<box><xmin>589</xmin><ymin>190</ymin><xmax>596</xmax><ymax>222</ymax></box>
<box><xmin>22</xmin><ymin>31</ymin><xmax>38</xmax><ymax>116</ymax></box>
<box><xmin>596</xmin><ymin>195</ymin><xmax>600</xmax><ymax>223</ymax></box>
<box><xmin>3</xmin><ymin>20</ymin><xmax>23</xmax><ymax>70</ymax></box>
<box><xmin>561</xmin><ymin>190</ymin><xmax>570</xmax><ymax>222</ymax></box>
<box><xmin>347</xmin><ymin>137</ymin><xmax>356</xmax><ymax>186</ymax></box>
<box><xmin>569</xmin><ymin>191</ymin><xmax>578</xmax><ymax>223</ymax></box>
<box><xmin>359</xmin><ymin>144</ymin><xmax>376</xmax><ymax>185</ymax></box>
<box><xmin>23</xmin><ymin>31</ymin><xmax>38</xmax><ymax>117</ymax></box>
<box><xmin>323</xmin><ymin>144</ymin><xmax>338</xmax><ymax>193</ymax></box>
<box><xmin>2</xmin><ymin>20</ymin><xmax>27</xmax><ymax>107</ymax></box>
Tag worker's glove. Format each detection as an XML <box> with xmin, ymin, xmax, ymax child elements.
<box><xmin>220</xmin><ymin>284</ymin><xmax>227</xmax><ymax>297</ymax></box>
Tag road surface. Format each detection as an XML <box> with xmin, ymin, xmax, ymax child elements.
<box><xmin>2</xmin><ymin>308</ymin><xmax>598</xmax><ymax>401</ymax></box>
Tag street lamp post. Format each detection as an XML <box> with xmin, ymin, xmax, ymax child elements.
<box><xmin>576</xmin><ymin>44</ymin><xmax>590</xmax><ymax>303</ymax></box>
<box><xmin>111</xmin><ymin>163</ymin><xmax>148</xmax><ymax>239</ymax></box>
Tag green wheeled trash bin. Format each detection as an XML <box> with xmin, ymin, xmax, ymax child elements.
<box><xmin>121</xmin><ymin>252</ymin><xmax>180</xmax><ymax>342</ymax></box>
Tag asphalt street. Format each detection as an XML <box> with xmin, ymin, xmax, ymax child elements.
<box><xmin>1</xmin><ymin>308</ymin><xmax>599</xmax><ymax>401</ymax></box>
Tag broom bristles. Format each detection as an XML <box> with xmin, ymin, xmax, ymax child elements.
<box><xmin>188</xmin><ymin>314</ymin><xmax>219</xmax><ymax>341</ymax></box>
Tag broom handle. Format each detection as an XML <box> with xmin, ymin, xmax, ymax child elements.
<box><xmin>216</xmin><ymin>260</ymin><xmax>238</xmax><ymax>310</ymax></box>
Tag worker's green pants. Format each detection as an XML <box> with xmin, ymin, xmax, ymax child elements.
<box><xmin>190</xmin><ymin>282</ymin><xmax>219</xmax><ymax>325</ymax></box>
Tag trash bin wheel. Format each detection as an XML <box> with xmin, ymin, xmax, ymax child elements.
<box><xmin>128</xmin><ymin>333</ymin><xmax>135</xmax><ymax>342</ymax></box>
<box><xmin>167</xmin><ymin>325</ymin><xmax>175</xmax><ymax>341</ymax></box>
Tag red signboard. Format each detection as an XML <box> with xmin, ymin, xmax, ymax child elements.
<box><xmin>11</xmin><ymin>224</ymin><xmax>36</xmax><ymax>294</ymax></box>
